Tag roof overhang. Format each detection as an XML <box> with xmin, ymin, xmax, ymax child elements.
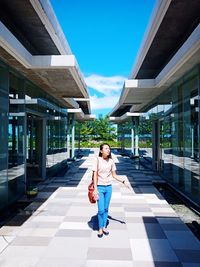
<box><xmin>63</xmin><ymin>98</ymin><xmax>79</xmax><ymax>109</ymax></box>
<box><xmin>131</xmin><ymin>0</ymin><xmax>200</xmax><ymax>79</ymax></box>
<box><xmin>0</xmin><ymin>0</ymin><xmax>71</xmax><ymax>55</ymax></box>
<box><xmin>110</xmin><ymin>22</ymin><xmax>200</xmax><ymax>115</ymax></box>
<box><xmin>109</xmin><ymin>112</ymin><xmax>141</xmax><ymax>123</ymax></box>
<box><xmin>10</xmin><ymin>98</ymin><xmax>68</xmax><ymax>117</ymax></box>
<box><xmin>108</xmin><ymin>102</ymin><xmax>132</xmax><ymax>117</ymax></box>
<box><xmin>67</xmin><ymin>108</ymin><xmax>96</xmax><ymax>122</ymax></box>
<box><xmin>73</xmin><ymin>98</ymin><xmax>91</xmax><ymax>115</ymax></box>
<box><xmin>0</xmin><ymin>21</ymin><xmax>91</xmax><ymax>114</ymax></box>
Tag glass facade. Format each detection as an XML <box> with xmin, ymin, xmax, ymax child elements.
<box><xmin>118</xmin><ymin>121</ymin><xmax>132</xmax><ymax>153</ymax></box>
<box><xmin>0</xmin><ymin>62</ymin><xmax>9</xmax><ymax>210</ymax></box>
<box><xmin>139</xmin><ymin>114</ymin><xmax>154</xmax><ymax>161</ymax></box>
<box><xmin>117</xmin><ymin>116</ymin><xmax>153</xmax><ymax>158</ymax></box>
<box><xmin>158</xmin><ymin>66</ymin><xmax>200</xmax><ymax>205</ymax></box>
<box><xmin>117</xmin><ymin>66</ymin><xmax>200</xmax><ymax>206</ymax></box>
<box><xmin>0</xmin><ymin>59</ymin><xmax>69</xmax><ymax>210</ymax></box>
<box><xmin>46</xmin><ymin>112</ymin><xmax>68</xmax><ymax>168</ymax></box>
<box><xmin>8</xmin><ymin>72</ymin><xmax>26</xmax><ymax>203</ymax></box>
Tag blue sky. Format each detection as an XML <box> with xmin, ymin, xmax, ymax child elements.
<box><xmin>50</xmin><ymin>0</ymin><xmax>156</xmax><ymax>117</ymax></box>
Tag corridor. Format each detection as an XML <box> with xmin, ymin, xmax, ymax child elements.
<box><xmin>0</xmin><ymin>149</ymin><xmax>200</xmax><ymax>267</ymax></box>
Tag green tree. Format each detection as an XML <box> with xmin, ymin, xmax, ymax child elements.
<box><xmin>80</xmin><ymin>116</ymin><xmax>116</xmax><ymax>142</ymax></box>
<box><xmin>95</xmin><ymin>116</ymin><xmax>116</xmax><ymax>140</ymax></box>
<box><xmin>79</xmin><ymin>122</ymin><xmax>93</xmax><ymax>142</ymax></box>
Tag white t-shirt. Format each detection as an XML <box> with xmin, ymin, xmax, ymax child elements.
<box><xmin>92</xmin><ymin>156</ymin><xmax>116</xmax><ymax>186</ymax></box>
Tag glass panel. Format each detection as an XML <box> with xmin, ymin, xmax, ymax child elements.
<box><xmin>124</xmin><ymin>120</ymin><xmax>132</xmax><ymax>154</ymax></box>
<box><xmin>8</xmin><ymin>115</ymin><xmax>26</xmax><ymax>201</ymax></box>
<box><xmin>8</xmin><ymin>72</ymin><xmax>26</xmax><ymax>203</ymax></box>
<box><xmin>171</xmin><ymin>82</ymin><xmax>184</xmax><ymax>187</ymax></box>
<box><xmin>0</xmin><ymin>65</ymin><xmax>9</xmax><ymax>210</ymax></box>
<box><xmin>160</xmin><ymin>116</ymin><xmax>173</xmax><ymax>180</ymax></box>
<box><xmin>24</xmin><ymin>79</ymin><xmax>68</xmax><ymax>178</ymax></box>
<box><xmin>139</xmin><ymin>114</ymin><xmax>153</xmax><ymax>161</ymax></box>
<box><xmin>182</xmin><ymin>71</ymin><xmax>199</xmax><ymax>203</ymax></box>
<box><xmin>117</xmin><ymin>123</ymin><xmax>124</xmax><ymax>150</ymax></box>
<box><xmin>159</xmin><ymin>66</ymin><xmax>200</xmax><ymax>206</ymax></box>
<box><xmin>46</xmin><ymin>111</ymin><xmax>67</xmax><ymax>169</ymax></box>
<box><xmin>158</xmin><ymin>86</ymin><xmax>173</xmax><ymax>179</ymax></box>
<box><xmin>26</xmin><ymin>115</ymin><xmax>38</xmax><ymax>178</ymax></box>
<box><xmin>117</xmin><ymin>120</ymin><xmax>131</xmax><ymax>154</ymax></box>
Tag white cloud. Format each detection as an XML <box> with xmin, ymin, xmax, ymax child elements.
<box><xmin>84</xmin><ymin>74</ymin><xmax>126</xmax><ymax>111</ymax></box>
<box><xmin>85</xmin><ymin>74</ymin><xmax>125</xmax><ymax>95</ymax></box>
<box><xmin>90</xmin><ymin>95</ymin><xmax>119</xmax><ymax>110</ymax></box>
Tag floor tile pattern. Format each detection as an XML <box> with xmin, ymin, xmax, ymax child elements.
<box><xmin>0</xmin><ymin>149</ymin><xmax>199</xmax><ymax>266</ymax></box>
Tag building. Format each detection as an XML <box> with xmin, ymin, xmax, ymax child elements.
<box><xmin>110</xmin><ymin>0</ymin><xmax>200</xmax><ymax>207</ymax></box>
<box><xmin>0</xmin><ymin>0</ymin><xmax>94</xmax><ymax>210</ymax></box>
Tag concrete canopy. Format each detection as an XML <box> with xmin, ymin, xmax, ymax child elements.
<box><xmin>109</xmin><ymin>112</ymin><xmax>140</xmax><ymax>123</ymax></box>
<box><xmin>0</xmin><ymin>0</ymin><xmax>91</xmax><ymax>115</ymax></box>
<box><xmin>0</xmin><ymin>0</ymin><xmax>71</xmax><ymax>55</ymax></box>
<box><xmin>67</xmin><ymin>108</ymin><xmax>96</xmax><ymax>122</ymax></box>
<box><xmin>132</xmin><ymin>0</ymin><xmax>200</xmax><ymax>80</ymax></box>
<box><xmin>115</xmin><ymin>23</ymin><xmax>200</xmax><ymax>115</ymax></box>
<box><xmin>110</xmin><ymin>0</ymin><xmax>200</xmax><ymax>118</ymax></box>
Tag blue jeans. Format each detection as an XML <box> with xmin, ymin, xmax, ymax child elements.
<box><xmin>97</xmin><ymin>185</ymin><xmax>112</xmax><ymax>229</ymax></box>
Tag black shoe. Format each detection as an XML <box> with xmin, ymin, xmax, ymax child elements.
<box><xmin>103</xmin><ymin>230</ymin><xmax>109</xmax><ymax>236</ymax></box>
<box><xmin>97</xmin><ymin>233</ymin><xmax>103</xmax><ymax>238</ymax></box>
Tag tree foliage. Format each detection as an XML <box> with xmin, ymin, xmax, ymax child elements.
<box><xmin>79</xmin><ymin>116</ymin><xmax>116</xmax><ymax>142</ymax></box>
<box><xmin>139</xmin><ymin>113</ymin><xmax>157</xmax><ymax>135</ymax></box>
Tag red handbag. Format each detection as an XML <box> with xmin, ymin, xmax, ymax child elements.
<box><xmin>88</xmin><ymin>157</ymin><xmax>99</xmax><ymax>203</ymax></box>
<box><xmin>88</xmin><ymin>181</ymin><xmax>96</xmax><ymax>203</ymax></box>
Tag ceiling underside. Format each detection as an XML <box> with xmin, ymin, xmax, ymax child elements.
<box><xmin>0</xmin><ymin>0</ymin><xmax>60</xmax><ymax>55</ymax></box>
<box><xmin>0</xmin><ymin>47</ymin><xmax>89</xmax><ymax>113</ymax></box>
<box><xmin>135</xmin><ymin>0</ymin><xmax>200</xmax><ymax>79</ymax></box>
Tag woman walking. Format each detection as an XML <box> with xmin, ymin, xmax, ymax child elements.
<box><xmin>92</xmin><ymin>143</ymin><xmax>130</xmax><ymax>238</ymax></box>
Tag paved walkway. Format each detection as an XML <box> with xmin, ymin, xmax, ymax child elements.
<box><xmin>0</xmin><ymin>149</ymin><xmax>200</xmax><ymax>267</ymax></box>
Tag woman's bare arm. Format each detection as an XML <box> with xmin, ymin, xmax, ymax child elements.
<box><xmin>112</xmin><ymin>171</ymin><xmax>131</xmax><ymax>189</ymax></box>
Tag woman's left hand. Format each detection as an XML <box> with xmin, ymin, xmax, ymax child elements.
<box><xmin>123</xmin><ymin>181</ymin><xmax>131</xmax><ymax>190</ymax></box>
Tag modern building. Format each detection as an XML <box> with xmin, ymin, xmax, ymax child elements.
<box><xmin>0</xmin><ymin>0</ymin><xmax>94</xmax><ymax>211</ymax></box>
<box><xmin>110</xmin><ymin>0</ymin><xmax>200</xmax><ymax>207</ymax></box>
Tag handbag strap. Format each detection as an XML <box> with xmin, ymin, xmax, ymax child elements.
<box><xmin>97</xmin><ymin>157</ymin><xmax>99</xmax><ymax>173</ymax></box>
<box><xmin>92</xmin><ymin>157</ymin><xmax>99</xmax><ymax>183</ymax></box>
<box><xmin>96</xmin><ymin>157</ymin><xmax>99</xmax><ymax>183</ymax></box>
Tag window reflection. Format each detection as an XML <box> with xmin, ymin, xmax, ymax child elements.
<box><xmin>0</xmin><ymin>64</ymin><xmax>9</xmax><ymax>209</ymax></box>
<box><xmin>0</xmin><ymin>61</ymin><xmax>69</xmax><ymax>211</ymax></box>
<box><xmin>8</xmin><ymin>72</ymin><xmax>26</xmax><ymax>202</ymax></box>
<box><xmin>46</xmin><ymin>116</ymin><xmax>67</xmax><ymax>168</ymax></box>
<box><xmin>117</xmin><ymin>66</ymin><xmax>200</xmax><ymax>206</ymax></box>
<box><xmin>159</xmin><ymin>67</ymin><xmax>200</xmax><ymax>205</ymax></box>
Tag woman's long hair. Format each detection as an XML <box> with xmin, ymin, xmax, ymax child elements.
<box><xmin>98</xmin><ymin>143</ymin><xmax>112</xmax><ymax>158</ymax></box>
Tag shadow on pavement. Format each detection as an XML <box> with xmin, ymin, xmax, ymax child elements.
<box><xmin>87</xmin><ymin>214</ymin><xmax>126</xmax><ymax>231</ymax></box>
<box><xmin>0</xmin><ymin>158</ymin><xmax>88</xmax><ymax>227</ymax></box>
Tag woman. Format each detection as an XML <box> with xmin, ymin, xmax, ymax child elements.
<box><xmin>92</xmin><ymin>143</ymin><xmax>130</xmax><ymax>238</ymax></box>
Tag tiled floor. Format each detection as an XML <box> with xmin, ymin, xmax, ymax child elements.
<box><xmin>0</xmin><ymin>149</ymin><xmax>200</xmax><ymax>267</ymax></box>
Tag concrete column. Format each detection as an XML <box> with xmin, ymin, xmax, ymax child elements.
<box><xmin>24</xmin><ymin>113</ymin><xmax>27</xmax><ymax>191</ymax></box>
<box><xmin>131</xmin><ymin>117</ymin><xmax>135</xmax><ymax>155</ymax></box>
<box><xmin>122</xmin><ymin>125</ymin><xmax>125</xmax><ymax>152</ymax></box>
<box><xmin>30</xmin><ymin>118</ymin><xmax>34</xmax><ymax>163</ymax></box>
<box><xmin>78</xmin><ymin>122</ymin><xmax>81</xmax><ymax>156</ymax></box>
<box><xmin>131</xmin><ymin>127</ymin><xmax>134</xmax><ymax>154</ymax></box>
<box><xmin>66</xmin><ymin>115</ymin><xmax>70</xmax><ymax>159</ymax></box>
<box><xmin>191</xmin><ymin>126</ymin><xmax>194</xmax><ymax>158</ymax></box>
<box><xmin>134</xmin><ymin>117</ymin><xmax>139</xmax><ymax>156</ymax></box>
<box><xmin>41</xmin><ymin>118</ymin><xmax>46</xmax><ymax>179</ymax></box>
<box><xmin>36</xmin><ymin>118</ymin><xmax>46</xmax><ymax>179</ymax></box>
<box><xmin>152</xmin><ymin>120</ymin><xmax>160</xmax><ymax>171</ymax></box>
<box><xmin>71</xmin><ymin>114</ymin><xmax>75</xmax><ymax>159</ymax></box>
<box><xmin>198</xmin><ymin>65</ymin><xmax>200</xmax><ymax>162</ymax></box>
